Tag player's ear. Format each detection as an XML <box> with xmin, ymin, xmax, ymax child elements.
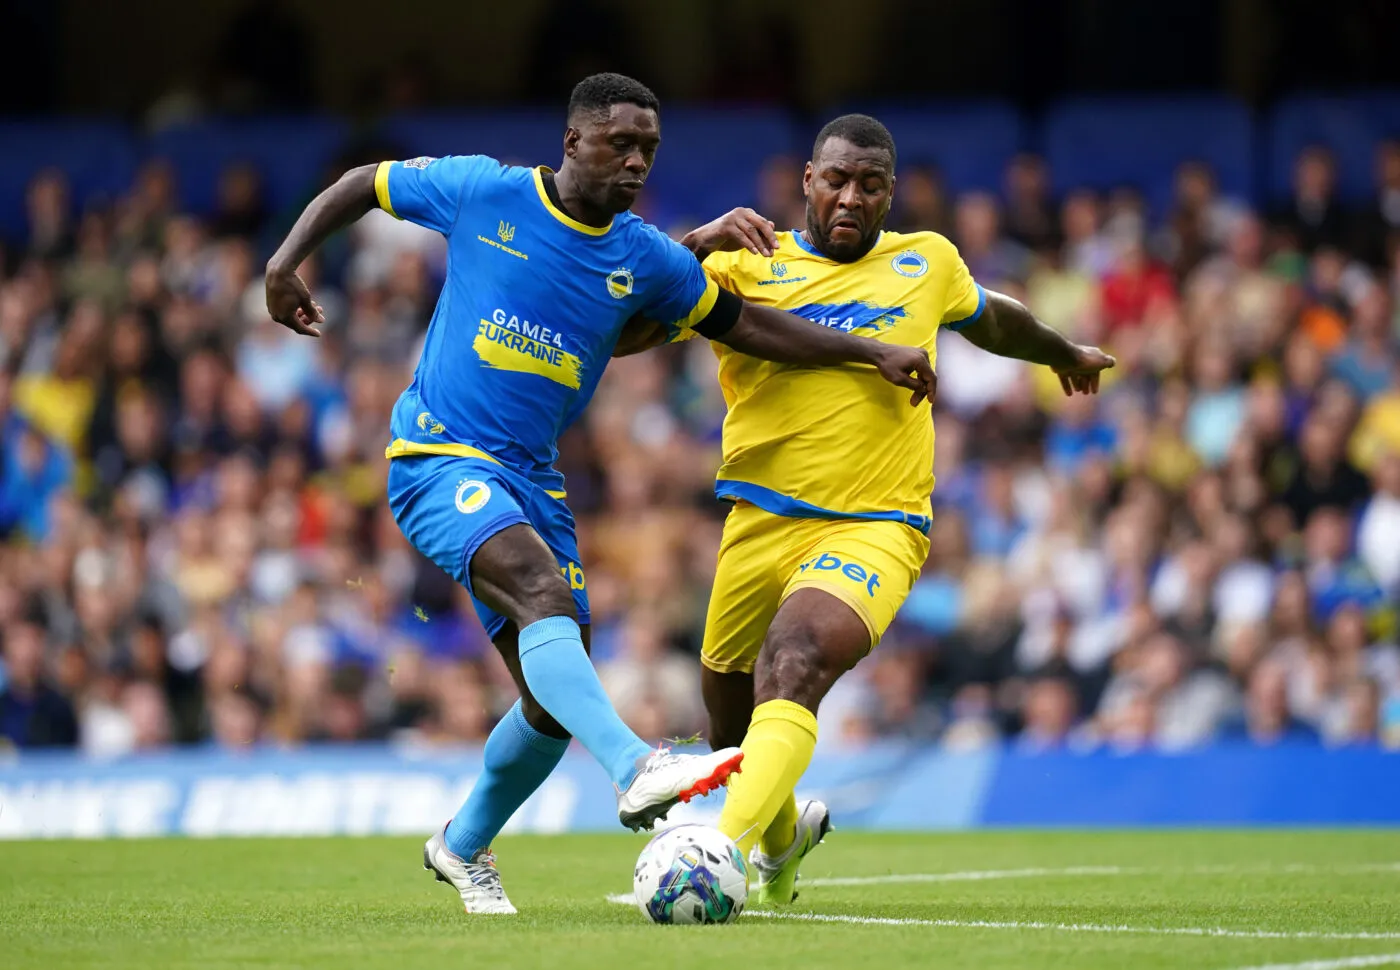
<box><xmin>802</xmin><ymin>161</ymin><xmax>814</xmax><ymax>197</ymax></box>
<box><xmin>563</xmin><ymin>126</ymin><xmax>581</xmax><ymax>159</ymax></box>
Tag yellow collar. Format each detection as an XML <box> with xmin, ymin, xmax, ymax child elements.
<box><xmin>533</xmin><ymin>167</ymin><xmax>614</xmax><ymax>237</ymax></box>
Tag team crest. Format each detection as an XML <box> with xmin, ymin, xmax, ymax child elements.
<box><xmin>416</xmin><ymin>411</ymin><xmax>445</xmax><ymax>435</ymax></box>
<box><xmin>770</xmin><ymin>261</ymin><xmax>788</xmax><ymax>278</ymax></box>
<box><xmin>606</xmin><ymin>266</ymin><xmax>634</xmax><ymax>299</ymax></box>
<box><xmin>891</xmin><ymin>250</ymin><xmax>929</xmax><ymax>278</ymax></box>
<box><xmin>497</xmin><ymin>221</ymin><xmax>516</xmax><ymax>243</ymax></box>
<box><xmin>455</xmin><ymin>479</ymin><xmax>491</xmax><ymax>514</ymax></box>
<box><xmin>404</xmin><ymin>156</ymin><xmax>434</xmax><ymax>169</ymax></box>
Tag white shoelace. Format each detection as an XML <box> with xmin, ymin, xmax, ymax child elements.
<box><xmin>466</xmin><ymin>852</ymin><xmax>504</xmax><ymax>893</ymax></box>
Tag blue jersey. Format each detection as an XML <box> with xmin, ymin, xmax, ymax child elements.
<box><xmin>374</xmin><ymin>155</ymin><xmax>719</xmax><ymax>494</ymax></box>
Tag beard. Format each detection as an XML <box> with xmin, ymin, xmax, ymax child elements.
<box><xmin>804</xmin><ymin>198</ymin><xmax>885</xmax><ymax>263</ymax></box>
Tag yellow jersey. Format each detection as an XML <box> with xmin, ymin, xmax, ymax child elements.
<box><xmin>697</xmin><ymin>229</ymin><xmax>985</xmax><ymax>534</ymax></box>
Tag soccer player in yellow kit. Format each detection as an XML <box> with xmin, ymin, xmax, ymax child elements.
<box><xmin>622</xmin><ymin>114</ymin><xmax>1115</xmax><ymax>905</ymax></box>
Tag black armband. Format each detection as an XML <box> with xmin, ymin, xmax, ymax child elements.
<box><xmin>692</xmin><ymin>287</ymin><xmax>742</xmax><ymax>340</ymax></box>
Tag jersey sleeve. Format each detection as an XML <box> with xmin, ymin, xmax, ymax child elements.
<box><xmin>701</xmin><ymin>251</ymin><xmax>736</xmax><ymax>293</ymax></box>
<box><xmin>640</xmin><ymin>233</ymin><xmax>721</xmax><ymax>336</ymax></box>
<box><xmin>374</xmin><ymin>155</ymin><xmax>498</xmax><ymax>235</ymax></box>
<box><xmin>939</xmin><ymin>242</ymin><xmax>988</xmax><ymax>331</ymax></box>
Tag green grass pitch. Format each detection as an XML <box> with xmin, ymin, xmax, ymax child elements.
<box><xmin>3</xmin><ymin>830</ymin><xmax>1398</xmax><ymax>969</ymax></box>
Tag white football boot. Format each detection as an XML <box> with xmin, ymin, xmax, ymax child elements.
<box><xmin>750</xmin><ymin>798</ymin><xmax>832</xmax><ymax>907</ymax></box>
<box><xmin>422</xmin><ymin>828</ymin><xmax>517</xmax><ymax>915</ymax></box>
<box><xmin>616</xmin><ymin>745</ymin><xmax>745</xmax><ymax>831</ymax></box>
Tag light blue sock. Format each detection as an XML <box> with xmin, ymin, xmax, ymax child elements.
<box><xmin>517</xmin><ymin>615</ymin><xmax>652</xmax><ymax>790</ymax></box>
<box><xmin>444</xmin><ymin>700</ymin><xmax>569</xmax><ymax>858</ymax></box>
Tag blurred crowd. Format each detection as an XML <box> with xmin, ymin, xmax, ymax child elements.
<box><xmin>4</xmin><ymin>133</ymin><xmax>1400</xmax><ymax>759</ymax></box>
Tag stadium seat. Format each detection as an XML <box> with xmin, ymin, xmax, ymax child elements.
<box><xmin>0</xmin><ymin>121</ymin><xmax>139</xmax><ymax>243</ymax></box>
<box><xmin>1266</xmin><ymin>92</ymin><xmax>1400</xmax><ymax>203</ymax></box>
<box><xmin>841</xmin><ymin>101</ymin><xmax>1025</xmax><ymax>195</ymax></box>
<box><xmin>639</xmin><ymin>107</ymin><xmax>803</xmax><ymax>224</ymax></box>
<box><xmin>378</xmin><ymin>110</ymin><xmax>565</xmax><ymax>171</ymax></box>
<box><xmin>382</xmin><ymin>109</ymin><xmax>803</xmax><ymax>225</ymax></box>
<box><xmin>145</xmin><ymin>116</ymin><xmax>350</xmax><ymax>219</ymax></box>
<box><xmin>1043</xmin><ymin>97</ymin><xmax>1255</xmax><ymax>217</ymax></box>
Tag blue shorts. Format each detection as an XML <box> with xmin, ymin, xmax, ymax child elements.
<box><xmin>386</xmin><ymin>454</ymin><xmax>589</xmax><ymax>638</ymax></box>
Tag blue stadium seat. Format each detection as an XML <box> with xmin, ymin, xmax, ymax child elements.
<box><xmin>1267</xmin><ymin>93</ymin><xmax>1400</xmax><ymax>203</ymax></box>
<box><xmin>378</xmin><ymin>110</ymin><xmax>564</xmax><ymax>171</ymax></box>
<box><xmin>1043</xmin><ymin>97</ymin><xmax>1255</xmax><ymax>217</ymax></box>
<box><xmin>842</xmin><ymin>101</ymin><xmax>1025</xmax><ymax>196</ymax></box>
<box><xmin>0</xmin><ymin>121</ymin><xmax>138</xmax><ymax>243</ymax></box>
<box><xmin>146</xmin><ymin>117</ymin><xmax>349</xmax><ymax>218</ymax></box>
<box><xmin>640</xmin><ymin>107</ymin><xmax>802</xmax><ymax>224</ymax></box>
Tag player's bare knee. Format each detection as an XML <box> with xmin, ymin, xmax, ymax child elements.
<box><xmin>755</xmin><ymin>636</ymin><xmax>832</xmax><ymax>709</ymax></box>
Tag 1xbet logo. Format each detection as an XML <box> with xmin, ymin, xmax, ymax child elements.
<box><xmin>797</xmin><ymin>553</ymin><xmax>881</xmax><ymax>596</ymax></box>
<box><xmin>560</xmin><ymin>561</ymin><xmax>586</xmax><ymax>590</ymax></box>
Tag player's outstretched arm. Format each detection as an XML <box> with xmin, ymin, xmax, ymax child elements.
<box><xmin>719</xmin><ymin>301</ymin><xmax>936</xmax><ymax>406</ymax></box>
<box><xmin>264</xmin><ymin>163</ymin><xmax>379</xmax><ymax>337</ymax></box>
<box><xmin>958</xmin><ymin>289</ymin><xmax>1116</xmax><ymax>396</ymax></box>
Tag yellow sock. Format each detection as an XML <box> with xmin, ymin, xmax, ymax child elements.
<box><xmin>719</xmin><ymin>699</ymin><xmax>817</xmax><ymax>860</ymax></box>
<box><xmin>761</xmin><ymin>794</ymin><xmax>799</xmax><ymax>858</ymax></box>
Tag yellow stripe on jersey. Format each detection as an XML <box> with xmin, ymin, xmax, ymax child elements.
<box><xmin>670</xmin><ymin>274</ymin><xmax>720</xmax><ymax>330</ymax></box>
<box><xmin>382</xmin><ymin>438</ymin><xmax>567</xmax><ymax>499</ymax></box>
<box><xmin>374</xmin><ymin>161</ymin><xmax>399</xmax><ymax>219</ymax></box>
<box><xmin>701</xmin><ymin>229</ymin><xmax>982</xmax><ymax>527</ymax></box>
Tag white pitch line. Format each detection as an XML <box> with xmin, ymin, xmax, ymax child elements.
<box><xmin>741</xmin><ymin>911</ymin><xmax>1400</xmax><ymax>941</ymax></box>
<box><xmin>606</xmin><ymin>894</ymin><xmax>1400</xmax><ymax>941</ymax></box>
<box><xmin>806</xmin><ymin>866</ymin><xmax>1138</xmax><ymax>887</ymax></box>
<box><xmin>1222</xmin><ymin>955</ymin><xmax>1400</xmax><ymax>970</ymax></box>
<box><xmin>807</xmin><ymin>863</ymin><xmax>1400</xmax><ymax>887</ymax></box>
<box><xmin>607</xmin><ymin>863</ymin><xmax>1400</xmax><ymax>940</ymax></box>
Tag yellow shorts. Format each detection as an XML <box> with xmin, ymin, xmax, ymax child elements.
<box><xmin>701</xmin><ymin>501</ymin><xmax>930</xmax><ymax>675</ymax></box>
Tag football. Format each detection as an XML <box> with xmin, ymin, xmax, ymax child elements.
<box><xmin>632</xmin><ymin>825</ymin><xmax>749</xmax><ymax>925</ymax></box>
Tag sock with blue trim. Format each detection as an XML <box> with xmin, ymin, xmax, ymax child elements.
<box><xmin>444</xmin><ymin>699</ymin><xmax>569</xmax><ymax>858</ymax></box>
<box><xmin>517</xmin><ymin>615</ymin><xmax>652</xmax><ymax>790</ymax></box>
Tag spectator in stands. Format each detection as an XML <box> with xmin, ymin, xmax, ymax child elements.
<box><xmin>1357</xmin><ymin>451</ymin><xmax>1400</xmax><ymax>595</ymax></box>
<box><xmin>25</xmin><ymin>169</ymin><xmax>72</xmax><ymax>261</ymax></box>
<box><xmin>1184</xmin><ymin>336</ymin><xmax>1247</xmax><ymax>468</ymax></box>
<box><xmin>599</xmin><ymin>608</ymin><xmax>704</xmax><ymax>740</ymax></box>
<box><xmin>1354</xmin><ymin>140</ymin><xmax>1400</xmax><ymax>268</ymax></box>
<box><xmin>1282</xmin><ymin>413</ymin><xmax>1370</xmax><ymax>526</ymax></box>
<box><xmin>211</xmin><ymin>163</ymin><xmax>269</xmax><ymax>243</ymax></box>
<box><xmin>1275</xmin><ymin>146</ymin><xmax>1350</xmax><ymax>253</ymax></box>
<box><xmin>1100</xmin><ymin>235</ymin><xmax>1177</xmax><ymax>336</ymax></box>
<box><xmin>953</xmin><ymin>191</ymin><xmax>1030</xmax><ymax>285</ymax></box>
<box><xmin>3</xmin><ymin>119</ymin><xmax>1399</xmax><ymax>760</ymax></box>
<box><xmin>1061</xmin><ymin>189</ymin><xmax>1116</xmax><ymax>278</ymax></box>
<box><xmin>752</xmin><ymin>154</ymin><xmax>806</xmax><ymax>235</ymax></box>
<box><xmin>890</xmin><ymin>162</ymin><xmax>952</xmax><ymax>238</ymax></box>
<box><xmin>0</xmin><ymin>619</ymin><xmax>78</xmax><ymax>748</ymax></box>
<box><xmin>1331</xmin><ymin>286</ymin><xmax>1396</xmax><ymax>402</ymax></box>
<box><xmin>1003</xmin><ymin>153</ymin><xmax>1058</xmax><ymax>251</ymax></box>
<box><xmin>1223</xmin><ymin>659</ymin><xmax>1318</xmax><ymax>745</ymax></box>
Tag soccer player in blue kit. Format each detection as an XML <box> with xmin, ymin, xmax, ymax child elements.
<box><xmin>265</xmin><ymin>74</ymin><xmax>935</xmax><ymax>914</ymax></box>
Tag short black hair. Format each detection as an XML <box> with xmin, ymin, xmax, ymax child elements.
<box><xmin>813</xmin><ymin>114</ymin><xmax>897</xmax><ymax>169</ymax></box>
<box><xmin>567</xmin><ymin>73</ymin><xmax>660</xmax><ymax>125</ymax></box>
